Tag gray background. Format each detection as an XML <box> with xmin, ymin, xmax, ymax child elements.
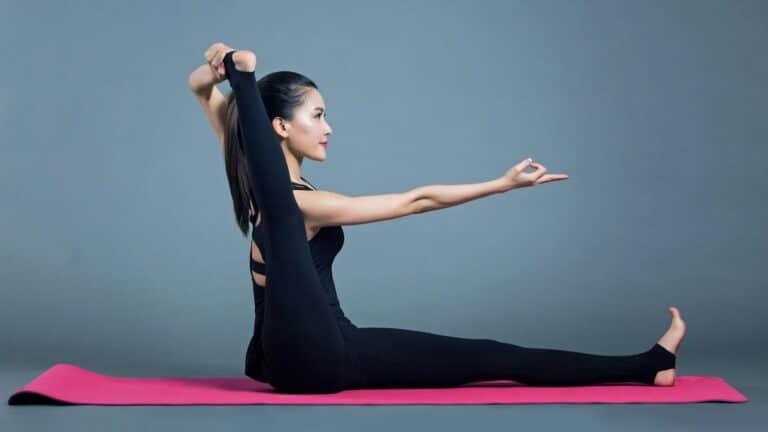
<box><xmin>2</xmin><ymin>0</ymin><xmax>765</xmax><ymax>430</ymax></box>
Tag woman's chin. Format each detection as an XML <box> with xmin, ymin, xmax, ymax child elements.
<box><xmin>306</xmin><ymin>152</ymin><xmax>326</xmax><ymax>162</ymax></box>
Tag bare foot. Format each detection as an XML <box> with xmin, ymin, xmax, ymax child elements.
<box><xmin>233</xmin><ymin>50</ymin><xmax>257</xmax><ymax>72</ymax></box>
<box><xmin>654</xmin><ymin>306</ymin><xmax>686</xmax><ymax>386</ymax></box>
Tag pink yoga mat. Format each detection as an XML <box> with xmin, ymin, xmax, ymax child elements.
<box><xmin>7</xmin><ymin>363</ymin><xmax>748</xmax><ymax>405</ymax></box>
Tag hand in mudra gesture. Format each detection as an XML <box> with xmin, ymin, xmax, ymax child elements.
<box><xmin>503</xmin><ymin>158</ymin><xmax>569</xmax><ymax>189</ymax></box>
<box><xmin>204</xmin><ymin>42</ymin><xmax>258</xmax><ymax>79</ymax></box>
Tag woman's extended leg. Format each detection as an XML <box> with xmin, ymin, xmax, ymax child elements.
<box><xmin>223</xmin><ymin>51</ymin><xmax>346</xmax><ymax>394</ymax></box>
<box><xmin>347</xmin><ymin>326</ymin><xmax>677</xmax><ymax>389</ymax></box>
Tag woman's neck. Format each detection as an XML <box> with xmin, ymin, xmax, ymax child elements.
<box><xmin>282</xmin><ymin>145</ymin><xmax>304</xmax><ymax>183</ymax></box>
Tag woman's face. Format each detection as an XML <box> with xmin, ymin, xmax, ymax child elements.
<box><xmin>282</xmin><ymin>87</ymin><xmax>332</xmax><ymax>161</ymax></box>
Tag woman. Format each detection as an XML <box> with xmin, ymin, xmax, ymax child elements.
<box><xmin>187</xmin><ymin>42</ymin><xmax>686</xmax><ymax>394</ymax></box>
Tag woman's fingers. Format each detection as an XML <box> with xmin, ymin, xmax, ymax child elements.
<box><xmin>213</xmin><ymin>48</ymin><xmax>224</xmax><ymax>66</ymax></box>
<box><xmin>204</xmin><ymin>42</ymin><xmax>230</xmax><ymax>66</ymax></box>
<box><xmin>214</xmin><ymin>46</ymin><xmax>233</xmax><ymax>68</ymax></box>
<box><xmin>201</xmin><ymin>43</ymin><xmax>232</xmax><ymax>82</ymax></box>
<box><xmin>535</xmin><ymin>174</ymin><xmax>569</xmax><ymax>184</ymax></box>
<box><xmin>531</xmin><ymin>162</ymin><xmax>547</xmax><ymax>181</ymax></box>
<box><xmin>525</xmin><ymin>162</ymin><xmax>570</xmax><ymax>185</ymax></box>
<box><xmin>204</xmin><ymin>43</ymin><xmax>220</xmax><ymax>62</ymax></box>
<box><xmin>209</xmin><ymin>62</ymin><xmax>223</xmax><ymax>80</ymax></box>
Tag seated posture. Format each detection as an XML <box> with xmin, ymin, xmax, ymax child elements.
<box><xmin>187</xmin><ymin>43</ymin><xmax>686</xmax><ymax>394</ymax></box>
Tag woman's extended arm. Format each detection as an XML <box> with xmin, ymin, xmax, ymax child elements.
<box><xmin>410</xmin><ymin>158</ymin><xmax>569</xmax><ymax>214</ymax></box>
<box><xmin>294</xmin><ymin>159</ymin><xmax>568</xmax><ymax>228</ymax></box>
<box><xmin>287</xmin><ymin>178</ymin><xmax>508</xmax><ymax>228</ymax></box>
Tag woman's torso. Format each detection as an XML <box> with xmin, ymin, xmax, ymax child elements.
<box><xmin>248</xmin><ymin>176</ymin><xmax>321</xmax><ymax>288</ymax></box>
<box><xmin>246</xmin><ymin>177</ymin><xmax>352</xmax><ymax>324</ymax></box>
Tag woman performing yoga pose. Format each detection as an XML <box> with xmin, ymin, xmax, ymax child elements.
<box><xmin>188</xmin><ymin>42</ymin><xmax>686</xmax><ymax>394</ymax></box>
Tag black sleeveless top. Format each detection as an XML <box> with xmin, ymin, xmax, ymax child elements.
<box><xmin>244</xmin><ymin>178</ymin><xmax>355</xmax><ymax>382</ymax></box>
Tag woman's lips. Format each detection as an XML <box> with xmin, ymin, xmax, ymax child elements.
<box><xmin>320</xmin><ymin>142</ymin><xmax>328</xmax><ymax>148</ymax></box>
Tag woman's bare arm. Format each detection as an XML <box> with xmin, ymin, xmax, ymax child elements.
<box><xmin>297</xmin><ymin>158</ymin><xmax>568</xmax><ymax>228</ymax></box>
<box><xmin>296</xmin><ymin>177</ymin><xmax>512</xmax><ymax>228</ymax></box>
<box><xmin>188</xmin><ymin>64</ymin><xmax>228</xmax><ymax>149</ymax></box>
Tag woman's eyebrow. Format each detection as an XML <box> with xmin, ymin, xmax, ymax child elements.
<box><xmin>313</xmin><ymin>107</ymin><xmax>325</xmax><ymax>112</ymax></box>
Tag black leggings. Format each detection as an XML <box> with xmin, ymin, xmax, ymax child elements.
<box><xmin>222</xmin><ymin>51</ymin><xmax>676</xmax><ymax>394</ymax></box>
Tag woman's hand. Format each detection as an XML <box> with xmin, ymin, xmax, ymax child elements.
<box><xmin>203</xmin><ymin>42</ymin><xmax>234</xmax><ymax>83</ymax></box>
<box><xmin>501</xmin><ymin>158</ymin><xmax>569</xmax><ymax>190</ymax></box>
<box><xmin>186</xmin><ymin>42</ymin><xmax>239</xmax><ymax>93</ymax></box>
<box><xmin>204</xmin><ymin>42</ymin><xmax>257</xmax><ymax>76</ymax></box>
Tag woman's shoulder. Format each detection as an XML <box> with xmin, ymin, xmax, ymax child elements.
<box><xmin>292</xmin><ymin>176</ymin><xmax>318</xmax><ymax>191</ymax></box>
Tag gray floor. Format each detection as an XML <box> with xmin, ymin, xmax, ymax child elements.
<box><xmin>2</xmin><ymin>356</ymin><xmax>765</xmax><ymax>432</ymax></box>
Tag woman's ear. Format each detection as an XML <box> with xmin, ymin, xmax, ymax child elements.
<box><xmin>272</xmin><ymin>117</ymin><xmax>290</xmax><ymax>139</ymax></box>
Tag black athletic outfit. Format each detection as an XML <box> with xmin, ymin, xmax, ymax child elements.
<box><xmin>223</xmin><ymin>51</ymin><xmax>676</xmax><ymax>394</ymax></box>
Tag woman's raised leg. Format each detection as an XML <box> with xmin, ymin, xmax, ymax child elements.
<box><xmin>223</xmin><ymin>50</ymin><xmax>346</xmax><ymax>394</ymax></box>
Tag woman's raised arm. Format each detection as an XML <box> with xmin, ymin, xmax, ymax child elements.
<box><xmin>188</xmin><ymin>64</ymin><xmax>228</xmax><ymax>149</ymax></box>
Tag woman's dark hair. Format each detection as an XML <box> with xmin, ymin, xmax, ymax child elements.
<box><xmin>223</xmin><ymin>71</ymin><xmax>319</xmax><ymax>236</ymax></box>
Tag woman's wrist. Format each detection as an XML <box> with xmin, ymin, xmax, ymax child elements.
<box><xmin>495</xmin><ymin>176</ymin><xmax>519</xmax><ymax>192</ymax></box>
<box><xmin>188</xmin><ymin>64</ymin><xmax>218</xmax><ymax>93</ymax></box>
